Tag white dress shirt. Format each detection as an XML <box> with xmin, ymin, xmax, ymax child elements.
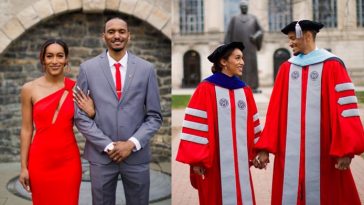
<box><xmin>107</xmin><ymin>51</ymin><xmax>128</xmax><ymax>90</ymax></box>
<box><xmin>104</xmin><ymin>51</ymin><xmax>141</xmax><ymax>152</ymax></box>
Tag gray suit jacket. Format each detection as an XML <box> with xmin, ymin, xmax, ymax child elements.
<box><xmin>74</xmin><ymin>51</ymin><xmax>162</xmax><ymax>165</ymax></box>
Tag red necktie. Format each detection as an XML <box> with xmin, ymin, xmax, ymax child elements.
<box><xmin>114</xmin><ymin>63</ymin><xmax>122</xmax><ymax>100</ymax></box>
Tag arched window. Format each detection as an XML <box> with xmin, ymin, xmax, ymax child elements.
<box><xmin>179</xmin><ymin>0</ymin><xmax>204</xmax><ymax>34</ymax></box>
<box><xmin>269</xmin><ymin>0</ymin><xmax>292</xmax><ymax>31</ymax></box>
<box><xmin>313</xmin><ymin>0</ymin><xmax>337</xmax><ymax>28</ymax></box>
<box><xmin>358</xmin><ymin>0</ymin><xmax>364</xmax><ymax>27</ymax></box>
<box><xmin>273</xmin><ymin>48</ymin><xmax>290</xmax><ymax>82</ymax></box>
<box><xmin>182</xmin><ymin>50</ymin><xmax>201</xmax><ymax>87</ymax></box>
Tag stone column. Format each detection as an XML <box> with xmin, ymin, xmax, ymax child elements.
<box><xmin>293</xmin><ymin>0</ymin><xmax>313</xmax><ymax>20</ymax></box>
<box><xmin>204</xmin><ymin>0</ymin><xmax>224</xmax><ymax>33</ymax></box>
<box><xmin>337</xmin><ymin>0</ymin><xmax>357</xmax><ymax>30</ymax></box>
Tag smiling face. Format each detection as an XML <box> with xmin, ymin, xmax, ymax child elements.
<box><xmin>287</xmin><ymin>31</ymin><xmax>305</xmax><ymax>55</ymax></box>
<box><xmin>221</xmin><ymin>48</ymin><xmax>244</xmax><ymax>77</ymax></box>
<box><xmin>42</xmin><ymin>43</ymin><xmax>67</xmax><ymax>76</ymax></box>
<box><xmin>103</xmin><ymin>18</ymin><xmax>130</xmax><ymax>53</ymax></box>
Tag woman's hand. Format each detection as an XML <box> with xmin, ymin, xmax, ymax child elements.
<box><xmin>335</xmin><ymin>156</ymin><xmax>352</xmax><ymax>170</ymax></box>
<box><xmin>192</xmin><ymin>165</ymin><xmax>206</xmax><ymax>176</ymax></box>
<box><xmin>73</xmin><ymin>86</ymin><xmax>95</xmax><ymax>118</ymax></box>
<box><xmin>19</xmin><ymin>168</ymin><xmax>31</xmax><ymax>192</ymax></box>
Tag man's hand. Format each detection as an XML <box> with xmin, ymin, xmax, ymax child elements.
<box><xmin>253</xmin><ymin>150</ymin><xmax>269</xmax><ymax>169</ymax></box>
<box><xmin>107</xmin><ymin>141</ymin><xmax>135</xmax><ymax>163</ymax></box>
<box><xmin>335</xmin><ymin>156</ymin><xmax>352</xmax><ymax>170</ymax></box>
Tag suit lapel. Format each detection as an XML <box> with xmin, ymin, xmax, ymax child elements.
<box><xmin>98</xmin><ymin>51</ymin><xmax>119</xmax><ymax>99</ymax></box>
<box><xmin>121</xmin><ymin>53</ymin><xmax>137</xmax><ymax>103</ymax></box>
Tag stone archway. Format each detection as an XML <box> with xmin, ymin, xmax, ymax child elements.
<box><xmin>0</xmin><ymin>0</ymin><xmax>171</xmax><ymax>53</ymax></box>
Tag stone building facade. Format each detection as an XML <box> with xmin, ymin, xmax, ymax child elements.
<box><xmin>0</xmin><ymin>0</ymin><xmax>171</xmax><ymax>162</ymax></box>
<box><xmin>172</xmin><ymin>0</ymin><xmax>364</xmax><ymax>89</ymax></box>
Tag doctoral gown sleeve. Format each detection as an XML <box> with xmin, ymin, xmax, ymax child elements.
<box><xmin>324</xmin><ymin>60</ymin><xmax>364</xmax><ymax>157</ymax></box>
<box><xmin>176</xmin><ymin>83</ymin><xmax>216</xmax><ymax>169</ymax></box>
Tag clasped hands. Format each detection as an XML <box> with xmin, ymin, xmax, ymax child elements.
<box><xmin>107</xmin><ymin>141</ymin><xmax>135</xmax><ymax>163</ymax></box>
<box><xmin>252</xmin><ymin>150</ymin><xmax>351</xmax><ymax>171</ymax></box>
<box><xmin>253</xmin><ymin>150</ymin><xmax>269</xmax><ymax>169</ymax></box>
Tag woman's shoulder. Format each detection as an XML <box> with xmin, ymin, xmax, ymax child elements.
<box><xmin>20</xmin><ymin>78</ymin><xmax>41</xmax><ymax>100</ymax></box>
<box><xmin>192</xmin><ymin>81</ymin><xmax>215</xmax><ymax>95</ymax></box>
<box><xmin>197</xmin><ymin>80</ymin><xmax>214</xmax><ymax>89</ymax></box>
<box><xmin>21</xmin><ymin>81</ymin><xmax>33</xmax><ymax>92</ymax></box>
<box><xmin>22</xmin><ymin>77</ymin><xmax>43</xmax><ymax>91</ymax></box>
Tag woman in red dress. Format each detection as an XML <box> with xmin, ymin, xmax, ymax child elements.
<box><xmin>18</xmin><ymin>39</ymin><xmax>94</xmax><ymax>205</ymax></box>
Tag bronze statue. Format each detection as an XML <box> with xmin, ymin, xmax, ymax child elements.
<box><xmin>225</xmin><ymin>0</ymin><xmax>263</xmax><ymax>93</ymax></box>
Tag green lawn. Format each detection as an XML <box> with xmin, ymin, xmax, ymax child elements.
<box><xmin>172</xmin><ymin>95</ymin><xmax>191</xmax><ymax>109</ymax></box>
<box><xmin>356</xmin><ymin>91</ymin><xmax>364</xmax><ymax>104</ymax></box>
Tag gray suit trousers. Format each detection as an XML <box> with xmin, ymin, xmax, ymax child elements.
<box><xmin>89</xmin><ymin>161</ymin><xmax>150</xmax><ymax>205</ymax></box>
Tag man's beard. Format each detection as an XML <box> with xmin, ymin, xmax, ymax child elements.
<box><xmin>293</xmin><ymin>51</ymin><xmax>302</xmax><ymax>56</ymax></box>
<box><xmin>112</xmin><ymin>47</ymin><xmax>123</xmax><ymax>52</ymax></box>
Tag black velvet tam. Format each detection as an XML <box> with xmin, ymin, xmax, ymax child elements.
<box><xmin>281</xmin><ymin>20</ymin><xmax>324</xmax><ymax>35</ymax></box>
<box><xmin>207</xmin><ymin>42</ymin><xmax>245</xmax><ymax>63</ymax></box>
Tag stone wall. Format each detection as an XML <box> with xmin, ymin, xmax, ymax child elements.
<box><xmin>0</xmin><ymin>11</ymin><xmax>171</xmax><ymax>162</ymax></box>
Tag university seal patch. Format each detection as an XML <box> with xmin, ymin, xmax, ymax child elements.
<box><xmin>219</xmin><ymin>98</ymin><xmax>229</xmax><ymax>108</ymax></box>
<box><xmin>310</xmin><ymin>71</ymin><xmax>319</xmax><ymax>80</ymax></box>
<box><xmin>291</xmin><ymin>70</ymin><xmax>300</xmax><ymax>80</ymax></box>
<box><xmin>237</xmin><ymin>100</ymin><xmax>246</xmax><ymax>110</ymax></box>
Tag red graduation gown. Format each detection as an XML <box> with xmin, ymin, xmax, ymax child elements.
<box><xmin>255</xmin><ymin>59</ymin><xmax>364</xmax><ymax>205</ymax></box>
<box><xmin>176</xmin><ymin>81</ymin><xmax>261</xmax><ymax>205</ymax></box>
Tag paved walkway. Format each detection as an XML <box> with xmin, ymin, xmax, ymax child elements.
<box><xmin>172</xmin><ymin>87</ymin><xmax>364</xmax><ymax>205</ymax></box>
<box><xmin>0</xmin><ymin>161</ymin><xmax>171</xmax><ymax>205</ymax></box>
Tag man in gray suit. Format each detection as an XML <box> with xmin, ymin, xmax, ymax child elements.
<box><xmin>74</xmin><ymin>17</ymin><xmax>162</xmax><ymax>205</ymax></box>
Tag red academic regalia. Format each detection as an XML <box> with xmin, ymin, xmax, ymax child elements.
<box><xmin>255</xmin><ymin>59</ymin><xmax>364</xmax><ymax>205</ymax></box>
<box><xmin>176</xmin><ymin>73</ymin><xmax>261</xmax><ymax>205</ymax></box>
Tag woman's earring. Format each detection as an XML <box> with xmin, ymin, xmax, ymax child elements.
<box><xmin>65</xmin><ymin>63</ymin><xmax>71</xmax><ymax>73</ymax></box>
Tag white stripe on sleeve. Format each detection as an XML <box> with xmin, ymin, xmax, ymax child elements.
<box><xmin>335</xmin><ymin>83</ymin><xmax>355</xmax><ymax>92</ymax></box>
<box><xmin>182</xmin><ymin>120</ymin><xmax>208</xmax><ymax>132</ymax></box>
<box><xmin>180</xmin><ymin>133</ymin><xmax>208</xmax><ymax>144</ymax></box>
<box><xmin>337</xmin><ymin>96</ymin><xmax>358</xmax><ymax>105</ymax></box>
<box><xmin>341</xmin><ymin>109</ymin><xmax>360</xmax><ymax>117</ymax></box>
<box><xmin>253</xmin><ymin>113</ymin><xmax>260</xmax><ymax>121</ymax></box>
<box><xmin>254</xmin><ymin>124</ymin><xmax>262</xmax><ymax>134</ymax></box>
<box><xmin>185</xmin><ymin>107</ymin><xmax>207</xmax><ymax>118</ymax></box>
